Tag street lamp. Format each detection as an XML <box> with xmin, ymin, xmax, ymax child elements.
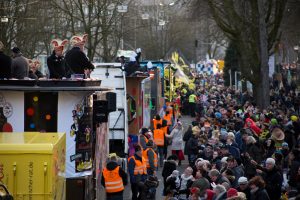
<box><xmin>0</xmin><ymin>17</ymin><xmax>8</xmax><ymax>23</ymax></box>
<box><xmin>117</xmin><ymin>4</ymin><xmax>128</xmax><ymax>50</ymax></box>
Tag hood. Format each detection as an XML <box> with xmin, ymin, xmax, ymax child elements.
<box><xmin>106</xmin><ymin>161</ymin><xmax>119</xmax><ymax>170</ymax></box>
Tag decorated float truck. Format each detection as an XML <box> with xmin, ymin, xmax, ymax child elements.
<box><xmin>0</xmin><ymin>79</ymin><xmax>114</xmax><ymax>200</ymax></box>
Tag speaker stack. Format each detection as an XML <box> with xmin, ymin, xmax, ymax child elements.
<box><xmin>93</xmin><ymin>92</ymin><xmax>116</xmax><ymax>123</ymax></box>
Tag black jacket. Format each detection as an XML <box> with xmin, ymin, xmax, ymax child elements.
<box><xmin>250</xmin><ymin>188</ymin><xmax>270</xmax><ymax>200</ymax></box>
<box><xmin>0</xmin><ymin>51</ymin><xmax>12</xmax><ymax>79</ymax></box>
<box><xmin>65</xmin><ymin>47</ymin><xmax>94</xmax><ymax>74</ymax></box>
<box><xmin>262</xmin><ymin>167</ymin><xmax>283</xmax><ymax>200</ymax></box>
<box><xmin>101</xmin><ymin>161</ymin><xmax>128</xmax><ymax>195</ymax></box>
<box><xmin>162</xmin><ymin>160</ymin><xmax>177</xmax><ymax>180</ymax></box>
<box><xmin>47</xmin><ymin>52</ymin><xmax>67</xmax><ymax>79</ymax></box>
<box><xmin>183</xmin><ymin>129</ymin><xmax>193</xmax><ymax>155</ymax></box>
<box><xmin>186</xmin><ymin>135</ymin><xmax>199</xmax><ymax>155</ymax></box>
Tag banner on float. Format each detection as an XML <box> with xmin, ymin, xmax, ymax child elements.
<box><xmin>58</xmin><ymin>92</ymin><xmax>93</xmax><ymax>178</ymax></box>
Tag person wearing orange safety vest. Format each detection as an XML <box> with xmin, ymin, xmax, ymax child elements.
<box><xmin>163</xmin><ymin>111</ymin><xmax>172</xmax><ymax>126</ymax></box>
<box><xmin>101</xmin><ymin>153</ymin><xmax>128</xmax><ymax>200</ymax></box>
<box><xmin>153</xmin><ymin>123</ymin><xmax>165</xmax><ymax>167</ymax></box>
<box><xmin>152</xmin><ymin>114</ymin><xmax>162</xmax><ymax>130</ymax></box>
<box><xmin>142</xmin><ymin>140</ymin><xmax>158</xmax><ymax>175</ymax></box>
<box><xmin>128</xmin><ymin>145</ymin><xmax>147</xmax><ymax>200</ymax></box>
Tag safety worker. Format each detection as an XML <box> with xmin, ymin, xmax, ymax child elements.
<box><xmin>153</xmin><ymin>123</ymin><xmax>165</xmax><ymax>167</ymax></box>
<box><xmin>101</xmin><ymin>153</ymin><xmax>128</xmax><ymax>200</ymax></box>
<box><xmin>152</xmin><ymin>114</ymin><xmax>162</xmax><ymax>130</ymax></box>
<box><xmin>142</xmin><ymin>140</ymin><xmax>158</xmax><ymax>175</ymax></box>
<box><xmin>128</xmin><ymin>145</ymin><xmax>147</xmax><ymax>200</ymax></box>
<box><xmin>138</xmin><ymin>127</ymin><xmax>149</xmax><ymax>150</ymax></box>
<box><xmin>163</xmin><ymin>110</ymin><xmax>172</xmax><ymax>127</ymax></box>
<box><xmin>188</xmin><ymin>92</ymin><xmax>197</xmax><ymax>117</ymax></box>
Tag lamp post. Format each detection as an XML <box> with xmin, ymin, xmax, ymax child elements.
<box><xmin>294</xmin><ymin>44</ymin><xmax>300</xmax><ymax>85</ymax></box>
<box><xmin>117</xmin><ymin>4</ymin><xmax>128</xmax><ymax>50</ymax></box>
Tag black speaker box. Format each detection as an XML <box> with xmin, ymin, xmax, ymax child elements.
<box><xmin>66</xmin><ymin>176</ymin><xmax>93</xmax><ymax>200</ymax></box>
<box><xmin>106</xmin><ymin>92</ymin><xmax>116</xmax><ymax>112</ymax></box>
<box><xmin>93</xmin><ymin>100</ymin><xmax>108</xmax><ymax>123</ymax></box>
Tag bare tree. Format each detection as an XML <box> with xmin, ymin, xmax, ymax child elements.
<box><xmin>50</xmin><ymin>0</ymin><xmax>127</xmax><ymax>61</ymax></box>
<box><xmin>190</xmin><ymin>0</ymin><xmax>286</xmax><ymax>108</ymax></box>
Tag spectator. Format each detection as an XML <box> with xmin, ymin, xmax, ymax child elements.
<box><xmin>236</xmin><ymin>177</ymin><xmax>251</xmax><ymax>200</ymax></box>
<box><xmin>248</xmin><ymin>176</ymin><xmax>270</xmax><ymax>200</ymax></box>
<box><xmin>208</xmin><ymin>169</ymin><xmax>230</xmax><ymax>185</ymax></box>
<box><xmin>162</xmin><ymin>155</ymin><xmax>178</xmax><ymax>196</ymax></box>
<box><xmin>0</xmin><ymin>41</ymin><xmax>11</xmax><ymax>79</ymax></box>
<box><xmin>254</xmin><ymin>157</ymin><xmax>283</xmax><ymax>200</ymax></box>
<box><xmin>47</xmin><ymin>39</ymin><xmax>69</xmax><ymax>79</ymax></box>
<box><xmin>166</xmin><ymin>121</ymin><xmax>185</xmax><ymax>166</ymax></box>
<box><xmin>226</xmin><ymin>156</ymin><xmax>244</xmax><ymax>188</ymax></box>
<box><xmin>28</xmin><ymin>59</ymin><xmax>44</xmax><ymax>79</ymax></box>
<box><xmin>65</xmin><ymin>34</ymin><xmax>94</xmax><ymax>78</ymax></box>
<box><xmin>11</xmin><ymin>47</ymin><xmax>29</xmax><ymax>79</ymax></box>
<box><xmin>212</xmin><ymin>184</ymin><xmax>227</xmax><ymax>200</ymax></box>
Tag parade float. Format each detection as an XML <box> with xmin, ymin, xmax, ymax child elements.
<box><xmin>0</xmin><ymin>79</ymin><xmax>113</xmax><ymax>200</ymax></box>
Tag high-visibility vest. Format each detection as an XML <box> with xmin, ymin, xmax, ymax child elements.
<box><xmin>189</xmin><ymin>94</ymin><xmax>196</xmax><ymax>103</ymax></box>
<box><xmin>142</xmin><ymin>148</ymin><xmax>158</xmax><ymax>168</ymax></box>
<box><xmin>128</xmin><ymin>156</ymin><xmax>147</xmax><ymax>175</ymax></box>
<box><xmin>153</xmin><ymin>119</ymin><xmax>162</xmax><ymax>130</ymax></box>
<box><xmin>153</xmin><ymin>129</ymin><xmax>164</xmax><ymax>146</ymax></box>
<box><xmin>163</xmin><ymin>114</ymin><xmax>172</xmax><ymax>126</ymax></box>
<box><xmin>103</xmin><ymin>166</ymin><xmax>124</xmax><ymax>193</ymax></box>
<box><xmin>161</xmin><ymin>126</ymin><xmax>168</xmax><ymax>136</ymax></box>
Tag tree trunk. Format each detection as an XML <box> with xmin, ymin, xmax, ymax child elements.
<box><xmin>257</xmin><ymin>0</ymin><xmax>270</xmax><ymax>109</ymax></box>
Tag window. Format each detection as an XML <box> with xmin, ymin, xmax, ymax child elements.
<box><xmin>24</xmin><ymin>92</ymin><xmax>58</xmax><ymax>132</ymax></box>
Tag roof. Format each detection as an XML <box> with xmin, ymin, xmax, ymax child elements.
<box><xmin>0</xmin><ymin>80</ymin><xmax>111</xmax><ymax>92</ymax></box>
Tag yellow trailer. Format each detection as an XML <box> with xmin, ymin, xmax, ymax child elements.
<box><xmin>0</xmin><ymin>132</ymin><xmax>66</xmax><ymax>200</ymax></box>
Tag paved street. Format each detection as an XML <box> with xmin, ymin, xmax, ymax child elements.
<box><xmin>124</xmin><ymin>115</ymin><xmax>194</xmax><ymax>200</ymax></box>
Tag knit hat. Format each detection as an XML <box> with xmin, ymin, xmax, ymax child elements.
<box><xmin>271</xmin><ymin>118</ymin><xmax>278</xmax><ymax>125</ymax></box>
<box><xmin>238</xmin><ymin>177</ymin><xmax>248</xmax><ymax>185</ymax></box>
<box><xmin>266</xmin><ymin>158</ymin><xmax>275</xmax><ymax>166</ymax></box>
<box><xmin>291</xmin><ymin>115</ymin><xmax>298</xmax><ymax>122</ymax></box>
<box><xmin>227</xmin><ymin>188</ymin><xmax>238</xmax><ymax>198</ymax></box>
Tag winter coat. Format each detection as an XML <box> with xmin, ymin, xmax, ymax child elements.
<box><xmin>262</xmin><ymin>167</ymin><xmax>283</xmax><ymax>200</ymax></box>
<box><xmin>11</xmin><ymin>53</ymin><xmax>29</xmax><ymax>79</ymax></box>
<box><xmin>186</xmin><ymin>135</ymin><xmax>199</xmax><ymax>155</ymax></box>
<box><xmin>0</xmin><ymin>51</ymin><xmax>12</xmax><ymax>79</ymax></box>
<box><xmin>288</xmin><ymin>160</ymin><xmax>300</xmax><ymax>188</ymax></box>
<box><xmin>214</xmin><ymin>191</ymin><xmax>227</xmax><ymax>200</ymax></box>
<box><xmin>244</xmin><ymin>143</ymin><xmax>264</xmax><ymax>178</ymax></box>
<box><xmin>215</xmin><ymin>174</ymin><xmax>230</xmax><ymax>185</ymax></box>
<box><xmin>167</xmin><ymin>127</ymin><xmax>184</xmax><ymax>150</ymax></box>
<box><xmin>65</xmin><ymin>47</ymin><xmax>94</xmax><ymax>75</ymax></box>
<box><xmin>183</xmin><ymin>129</ymin><xmax>193</xmax><ymax>155</ymax></box>
<box><xmin>230</xmin><ymin>165</ymin><xmax>244</xmax><ymax>188</ymax></box>
<box><xmin>250</xmin><ymin>188</ymin><xmax>270</xmax><ymax>200</ymax></box>
<box><xmin>162</xmin><ymin>160</ymin><xmax>177</xmax><ymax>180</ymax></box>
<box><xmin>47</xmin><ymin>52</ymin><xmax>67</xmax><ymax>79</ymax></box>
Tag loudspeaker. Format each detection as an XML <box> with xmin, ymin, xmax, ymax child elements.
<box><xmin>93</xmin><ymin>100</ymin><xmax>108</xmax><ymax>123</ymax></box>
<box><xmin>106</xmin><ymin>92</ymin><xmax>116</xmax><ymax>112</ymax></box>
<box><xmin>66</xmin><ymin>176</ymin><xmax>93</xmax><ymax>200</ymax></box>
